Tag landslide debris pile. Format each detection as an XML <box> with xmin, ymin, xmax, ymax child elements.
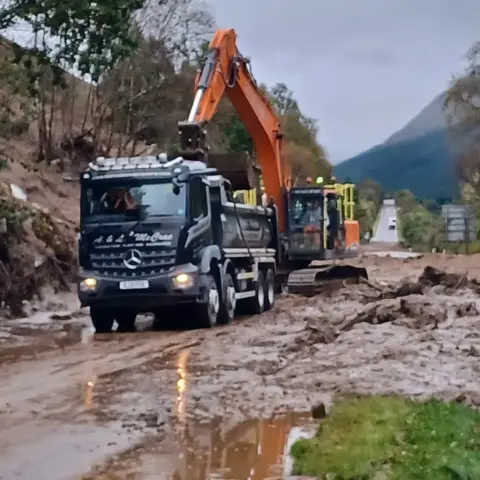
<box><xmin>0</xmin><ymin>182</ymin><xmax>76</xmax><ymax>316</ymax></box>
<box><xmin>279</xmin><ymin>266</ymin><xmax>480</xmax><ymax>349</ymax></box>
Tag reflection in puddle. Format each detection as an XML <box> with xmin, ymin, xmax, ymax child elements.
<box><xmin>176</xmin><ymin>349</ymin><xmax>190</xmax><ymax>428</ymax></box>
<box><xmin>167</xmin><ymin>348</ymin><xmax>314</xmax><ymax>479</ymax></box>
<box><xmin>170</xmin><ymin>412</ymin><xmax>313</xmax><ymax>480</ymax></box>
<box><xmin>80</xmin><ymin>412</ymin><xmax>314</xmax><ymax>479</ymax></box>
<box><xmin>81</xmin><ymin>348</ymin><xmax>315</xmax><ymax>479</ymax></box>
<box><xmin>81</xmin><ymin>325</ymin><xmax>96</xmax><ymax>409</ymax></box>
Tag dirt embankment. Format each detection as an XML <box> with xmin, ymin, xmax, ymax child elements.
<box><xmin>0</xmin><ymin>158</ymin><xmax>78</xmax><ymax>316</ymax></box>
<box><xmin>0</xmin><ymin>255</ymin><xmax>479</xmax><ymax>479</ymax></box>
<box><xmin>0</xmin><ymin>172</ymin><xmax>77</xmax><ymax>316</ymax></box>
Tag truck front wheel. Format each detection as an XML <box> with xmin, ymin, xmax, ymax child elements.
<box><xmin>195</xmin><ymin>274</ymin><xmax>220</xmax><ymax>328</ymax></box>
<box><xmin>90</xmin><ymin>307</ymin><xmax>114</xmax><ymax>333</ymax></box>
<box><xmin>116</xmin><ymin>311</ymin><xmax>137</xmax><ymax>332</ymax></box>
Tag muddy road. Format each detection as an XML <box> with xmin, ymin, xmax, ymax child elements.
<box><xmin>0</xmin><ymin>253</ymin><xmax>479</xmax><ymax>479</ymax></box>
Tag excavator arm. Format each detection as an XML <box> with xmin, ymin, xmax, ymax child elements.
<box><xmin>178</xmin><ymin>28</ymin><xmax>290</xmax><ymax>232</ymax></box>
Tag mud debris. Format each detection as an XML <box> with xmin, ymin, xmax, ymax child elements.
<box><xmin>418</xmin><ymin>265</ymin><xmax>472</xmax><ymax>290</ymax></box>
<box><xmin>310</xmin><ymin>401</ymin><xmax>326</xmax><ymax>419</ymax></box>
<box><xmin>338</xmin><ymin>296</ymin><xmax>450</xmax><ymax>331</ymax></box>
<box><xmin>0</xmin><ymin>256</ymin><xmax>479</xmax><ymax>478</ymax></box>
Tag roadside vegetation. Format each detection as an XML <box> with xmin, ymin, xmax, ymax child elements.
<box><xmin>394</xmin><ymin>188</ymin><xmax>480</xmax><ymax>253</ymax></box>
<box><xmin>354</xmin><ymin>179</ymin><xmax>383</xmax><ymax>239</ymax></box>
<box><xmin>394</xmin><ymin>190</ymin><xmax>444</xmax><ymax>250</ymax></box>
<box><xmin>291</xmin><ymin>395</ymin><xmax>480</xmax><ymax>480</ymax></box>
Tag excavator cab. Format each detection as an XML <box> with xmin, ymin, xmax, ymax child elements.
<box><xmin>287</xmin><ymin>186</ymin><xmax>343</xmax><ymax>261</ymax></box>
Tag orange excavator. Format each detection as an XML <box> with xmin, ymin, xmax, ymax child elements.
<box><xmin>177</xmin><ymin>28</ymin><xmax>367</xmax><ymax>293</ymax></box>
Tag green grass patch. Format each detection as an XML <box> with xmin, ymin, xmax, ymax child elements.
<box><xmin>290</xmin><ymin>395</ymin><xmax>480</xmax><ymax>480</ymax></box>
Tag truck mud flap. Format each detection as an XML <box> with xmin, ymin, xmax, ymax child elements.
<box><xmin>287</xmin><ymin>264</ymin><xmax>368</xmax><ymax>296</ymax></box>
<box><xmin>207</xmin><ymin>152</ymin><xmax>261</xmax><ymax>191</ymax></box>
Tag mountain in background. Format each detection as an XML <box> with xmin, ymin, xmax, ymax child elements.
<box><xmin>333</xmin><ymin>91</ymin><xmax>475</xmax><ymax>200</ymax></box>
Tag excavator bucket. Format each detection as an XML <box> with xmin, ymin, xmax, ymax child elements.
<box><xmin>287</xmin><ymin>264</ymin><xmax>368</xmax><ymax>296</ymax></box>
<box><xmin>207</xmin><ymin>152</ymin><xmax>261</xmax><ymax>191</ymax></box>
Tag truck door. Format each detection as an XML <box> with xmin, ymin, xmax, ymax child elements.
<box><xmin>187</xmin><ymin>177</ymin><xmax>212</xmax><ymax>248</ymax></box>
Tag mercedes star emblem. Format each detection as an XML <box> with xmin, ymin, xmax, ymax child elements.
<box><xmin>123</xmin><ymin>249</ymin><xmax>143</xmax><ymax>269</ymax></box>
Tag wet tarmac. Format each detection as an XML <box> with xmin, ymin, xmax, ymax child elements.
<box><xmin>0</xmin><ymin>254</ymin><xmax>479</xmax><ymax>479</ymax></box>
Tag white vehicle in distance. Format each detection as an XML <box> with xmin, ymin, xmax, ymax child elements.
<box><xmin>388</xmin><ymin>217</ymin><xmax>397</xmax><ymax>230</ymax></box>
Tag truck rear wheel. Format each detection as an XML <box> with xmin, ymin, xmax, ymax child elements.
<box><xmin>195</xmin><ymin>274</ymin><xmax>220</xmax><ymax>328</ymax></box>
<box><xmin>245</xmin><ymin>270</ymin><xmax>265</xmax><ymax>315</ymax></box>
<box><xmin>90</xmin><ymin>307</ymin><xmax>114</xmax><ymax>333</ymax></box>
<box><xmin>264</xmin><ymin>268</ymin><xmax>275</xmax><ymax>311</ymax></box>
<box><xmin>218</xmin><ymin>273</ymin><xmax>236</xmax><ymax>325</ymax></box>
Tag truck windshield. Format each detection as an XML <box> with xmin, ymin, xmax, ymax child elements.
<box><xmin>82</xmin><ymin>180</ymin><xmax>186</xmax><ymax>222</ymax></box>
<box><xmin>291</xmin><ymin>196</ymin><xmax>323</xmax><ymax>228</ymax></box>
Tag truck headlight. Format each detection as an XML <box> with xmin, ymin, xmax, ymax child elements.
<box><xmin>172</xmin><ymin>273</ymin><xmax>194</xmax><ymax>289</ymax></box>
<box><xmin>79</xmin><ymin>277</ymin><xmax>97</xmax><ymax>292</ymax></box>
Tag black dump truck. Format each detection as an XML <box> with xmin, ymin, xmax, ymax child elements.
<box><xmin>77</xmin><ymin>155</ymin><xmax>278</xmax><ymax>332</ymax></box>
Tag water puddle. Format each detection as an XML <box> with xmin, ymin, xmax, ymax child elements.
<box><xmin>169</xmin><ymin>351</ymin><xmax>317</xmax><ymax>479</ymax></box>
<box><xmin>85</xmin><ymin>412</ymin><xmax>316</xmax><ymax>479</ymax></box>
<box><xmin>169</xmin><ymin>412</ymin><xmax>315</xmax><ymax>480</ymax></box>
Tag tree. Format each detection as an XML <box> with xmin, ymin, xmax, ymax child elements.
<box><xmin>0</xmin><ymin>0</ymin><xmax>214</xmax><ymax>166</ymax></box>
<box><xmin>139</xmin><ymin>0</ymin><xmax>215</xmax><ymax>63</ymax></box>
<box><xmin>210</xmin><ymin>80</ymin><xmax>330</xmax><ymax>183</ymax></box>
<box><xmin>444</xmin><ymin>42</ymin><xmax>480</xmax><ymax>129</ymax></box>
<box><xmin>443</xmin><ymin>41</ymin><xmax>480</xmax><ymax>201</ymax></box>
<box><xmin>454</xmin><ymin>147</ymin><xmax>480</xmax><ymax>197</ymax></box>
<box><xmin>395</xmin><ymin>189</ymin><xmax>417</xmax><ymax>211</ymax></box>
<box><xmin>0</xmin><ymin>0</ymin><xmax>148</xmax><ymax>163</ymax></box>
<box><xmin>394</xmin><ymin>189</ymin><xmax>444</xmax><ymax>248</ymax></box>
<box><xmin>268</xmin><ymin>83</ymin><xmax>330</xmax><ymax>182</ymax></box>
<box><xmin>355</xmin><ymin>179</ymin><xmax>383</xmax><ymax>234</ymax></box>
<box><xmin>222</xmin><ymin>118</ymin><xmax>254</xmax><ymax>153</ymax></box>
<box><xmin>0</xmin><ymin>0</ymin><xmax>147</xmax><ymax>82</ymax></box>
<box><xmin>269</xmin><ymin>82</ymin><xmax>299</xmax><ymax>115</ymax></box>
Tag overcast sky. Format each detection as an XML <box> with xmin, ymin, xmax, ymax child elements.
<box><xmin>208</xmin><ymin>0</ymin><xmax>480</xmax><ymax>163</ymax></box>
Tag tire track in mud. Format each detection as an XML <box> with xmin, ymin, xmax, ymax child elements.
<box><xmin>0</xmin><ymin>327</ymin><xmax>208</xmax><ymax>480</ymax></box>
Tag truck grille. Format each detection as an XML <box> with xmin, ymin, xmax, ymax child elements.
<box><xmin>90</xmin><ymin>248</ymin><xmax>176</xmax><ymax>277</ymax></box>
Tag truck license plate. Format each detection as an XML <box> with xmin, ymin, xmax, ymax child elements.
<box><xmin>119</xmin><ymin>280</ymin><xmax>149</xmax><ymax>290</ymax></box>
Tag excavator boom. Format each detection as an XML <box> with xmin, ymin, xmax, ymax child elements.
<box><xmin>178</xmin><ymin>28</ymin><xmax>290</xmax><ymax>232</ymax></box>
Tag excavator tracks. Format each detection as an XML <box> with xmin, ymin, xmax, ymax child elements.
<box><xmin>287</xmin><ymin>264</ymin><xmax>368</xmax><ymax>296</ymax></box>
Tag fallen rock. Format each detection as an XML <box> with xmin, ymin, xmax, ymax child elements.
<box><xmin>10</xmin><ymin>183</ymin><xmax>27</xmax><ymax>201</ymax></box>
<box><xmin>419</xmin><ymin>266</ymin><xmax>470</xmax><ymax>290</ymax></box>
<box><xmin>455</xmin><ymin>302</ymin><xmax>479</xmax><ymax>317</ymax></box>
<box><xmin>310</xmin><ymin>401</ymin><xmax>326</xmax><ymax>419</ymax></box>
